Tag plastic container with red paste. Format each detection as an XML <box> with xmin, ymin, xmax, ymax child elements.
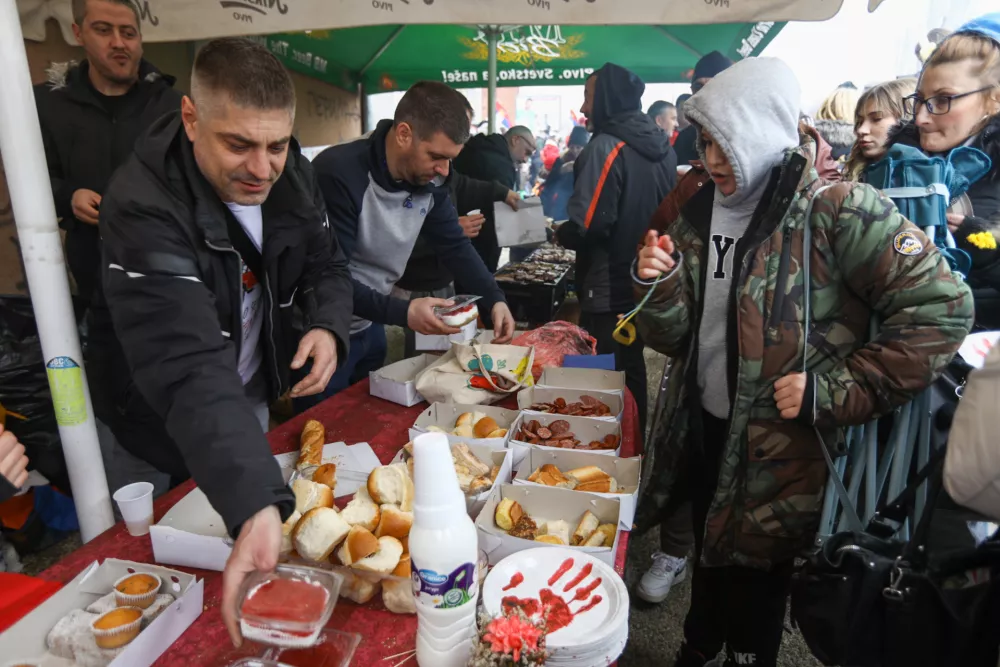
<box><xmin>236</xmin><ymin>565</ymin><xmax>343</xmax><ymax>648</ymax></box>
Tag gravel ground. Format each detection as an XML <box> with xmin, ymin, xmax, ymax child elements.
<box><xmin>619</xmin><ymin>349</ymin><xmax>822</xmax><ymax>667</ymax></box>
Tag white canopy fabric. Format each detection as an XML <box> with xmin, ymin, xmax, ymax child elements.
<box><xmin>20</xmin><ymin>0</ymin><xmax>887</xmax><ymax>45</ymax></box>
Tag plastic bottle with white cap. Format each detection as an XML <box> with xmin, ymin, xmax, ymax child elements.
<box><xmin>408</xmin><ymin>432</ymin><xmax>479</xmax><ymax>667</ymax></box>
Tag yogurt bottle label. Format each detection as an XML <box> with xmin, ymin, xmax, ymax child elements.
<box><xmin>410</xmin><ymin>560</ymin><xmax>477</xmax><ymax>608</ymax></box>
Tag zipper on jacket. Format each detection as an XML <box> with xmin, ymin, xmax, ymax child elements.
<box><xmin>263</xmin><ymin>275</ymin><xmax>284</xmax><ymax>396</ymax></box>
<box><xmin>767</xmin><ymin>227</ymin><xmax>794</xmax><ymax>340</ymax></box>
<box><xmin>205</xmin><ymin>239</ymin><xmax>248</xmax><ymax>377</ymax></box>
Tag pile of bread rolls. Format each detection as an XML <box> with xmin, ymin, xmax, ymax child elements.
<box><xmin>527</xmin><ymin>464</ymin><xmax>620</xmax><ymax>493</ymax></box>
<box><xmin>279</xmin><ymin>420</ymin><xmax>416</xmax><ymax>614</ymax></box>
<box><xmin>494</xmin><ymin>500</ymin><xmax>616</xmax><ymax>548</ymax></box>
<box><xmin>425</xmin><ymin>411</ymin><xmax>508</xmax><ymax>439</ymax></box>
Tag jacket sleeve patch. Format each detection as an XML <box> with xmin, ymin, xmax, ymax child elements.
<box><xmin>892</xmin><ymin>230</ymin><xmax>924</xmax><ymax>256</ymax></box>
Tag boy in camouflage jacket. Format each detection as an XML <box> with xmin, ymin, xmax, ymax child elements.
<box><xmin>633</xmin><ymin>58</ymin><xmax>973</xmax><ymax>667</ymax></box>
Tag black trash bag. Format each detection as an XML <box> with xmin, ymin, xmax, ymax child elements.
<box><xmin>0</xmin><ymin>296</ymin><xmax>80</xmax><ymax>491</ymax></box>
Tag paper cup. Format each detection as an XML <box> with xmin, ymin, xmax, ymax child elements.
<box><xmin>113</xmin><ymin>482</ymin><xmax>154</xmax><ymax>536</ymax></box>
<box><xmin>113</xmin><ymin>572</ymin><xmax>162</xmax><ymax>609</ymax></box>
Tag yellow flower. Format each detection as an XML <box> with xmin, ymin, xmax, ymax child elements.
<box><xmin>965</xmin><ymin>231</ymin><xmax>998</xmax><ymax>250</ymax></box>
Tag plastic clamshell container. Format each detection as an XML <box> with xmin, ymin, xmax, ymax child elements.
<box><xmin>235</xmin><ymin>564</ymin><xmax>343</xmax><ymax>648</ymax></box>
<box><xmin>433</xmin><ymin>294</ymin><xmax>481</xmax><ymax>317</ymax></box>
<box><xmin>224</xmin><ymin>629</ymin><xmax>362</xmax><ymax>667</ymax></box>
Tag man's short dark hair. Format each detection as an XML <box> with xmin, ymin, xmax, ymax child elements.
<box><xmin>72</xmin><ymin>0</ymin><xmax>140</xmax><ymax>27</ymax></box>
<box><xmin>647</xmin><ymin>100</ymin><xmax>674</xmax><ymax>119</ymax></box>
<box><xmin>394</xmin><ymin>81</ymin><xmax>470</xmax><ymax>145</ymax></box>
<box><xmin>191</xmin><ymin>38</ymin><xmax>295</xmax><ymax>113</ymax></box>
<box><xmin>676</xmin><ymin>93</ymin><xmax>692</xmax><ymax>107</ymax></box>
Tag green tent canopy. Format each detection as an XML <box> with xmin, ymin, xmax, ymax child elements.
<box><xmin>257</xmin><ymin>22</ymin><xmax>784</xmax><ymax>94</ymax></box>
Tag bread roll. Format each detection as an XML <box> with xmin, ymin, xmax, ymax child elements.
<box><xmin>455</xmin><ymin>412</ymin><xmax>475</xmax><ymax>428</ymax></box>
<box><xmin>529</xmin><ymin>464</ymin><xmax>576</xmax><ymax>489</ymax></box>
<box><xmin>353</xmin><ymin>536</ymin><xmax>404</xmax><ymax>574</ymax></box>
<box><xmin>382</xmin><ymin>554</ymin><xmax>416</xmax><ymax>615</ymax></box>
<box><xmin>473</xmin><ymin>416</ymin><xmax>499</xmax><ymax>439</ymax></box>
<box><xmin>297</xmin><ymin>419</ymin><xmax>325</xmax><ymax>470</ymax></box>
<box><xmin>375</xmin><ymin>504</ymin><xmax>413</xmax><ymax>539</ymax></box>
<box><xmin>487</xmin><ymin>428</ymin><xmax>508</xmax><ymax>439</ymax></box>
<box><xmin>313</xmin><ymin>463</ymin><xmax>338</xmax><ymax>490</ymax></box>
<box><xmin>540</xmin><ymin>519</ymin><xmax>572</xmax><ymax>546</ymax></box>
<box><xmin>495</xmin><ymin>498</ymin><xmax>523</xmax><ymax>531</ymax></box>
<box><xmin>293</xmin><ymin>478</ymin><xmax>334</xmax><ymax>514</ymax></box>
<box><xmin>452</xmin><ymin>424</ymin><xmax>475</xmax><ymax>438</ymax></box>
<box><xmin>368</xmin><ymin>464</ymin><xmax>414</xmax><ymax>511</ymax></box>
<box><xmin>426</xmin><ymin>425</ymin><xmax>448</xmax><ymax>434</ymax></box>
<box><xmin>280</xmin><ymin>510</ymin><xmax>302</xmax><ymax>556</ymax></box>
<box><xmin>341</xmin><ymin>485</ymin><xmax>381</xmax><ymax>532</ymax></box>
<box><xmin>583</xmin><ymin>523</ymin><xmax>616</xmax><ymax>547</ymax></box>
<box><xmin>468</xmin><ymin>476</ymin><xmax>492</xmax><ymax>494</ymax></box>
<box><xmin>292</xmin><ymin>507</ymin><xmax>350</xmax><ymax>561</ymax></box>
<box><xmin>575</xmin><ymin>478</ymin><xmax>616</xmax><ymax>493</ymax></box>
<box><xmin>572</xmin><ymin>511</ymin><xmax>600</xmax><ymax>546</ymax></box>
<box><xmin>340</xmin><ymin>572</ymin><xmax>380</xmax><ymax>604</ymax></box>
<box><xmin>452</xmin><ymin>443</ymin><xmax>490</xmax><ymax>477</ymax></box>
<box><xmin>535</xmin><ymin>535</ymin><xmax>565</xmax><ymax>545</ymax></box>
<box><xmin>335</xmin><ymin>526</ymin><xmax>380</xmax><ymax>566</ymax></box>
<box><xmin>566</xmin><ymin>466</ymin><xmax>611</xmax><ymax>485</ymax></box>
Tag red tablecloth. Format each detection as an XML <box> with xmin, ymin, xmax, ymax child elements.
<box><xmin>39</xmin><ymin>380</ymin><xmax>641</xmax><ymax>666</ymax></box>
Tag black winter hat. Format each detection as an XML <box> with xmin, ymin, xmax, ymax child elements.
<box><xmin>693</xmin><ymin>51</ymin><xmax>733</xmax><ymax>80</ymax></box>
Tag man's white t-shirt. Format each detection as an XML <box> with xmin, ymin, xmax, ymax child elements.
<box><xmin>226</xmin><ymin>203</ymin><xmax>264</xmax><ymax>386</ymax></box>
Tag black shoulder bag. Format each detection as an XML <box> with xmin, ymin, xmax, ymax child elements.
<box><xmin>789</xmin><ymin>190</ymin><xmax>1000</xmax><ymax>667</ymax></box>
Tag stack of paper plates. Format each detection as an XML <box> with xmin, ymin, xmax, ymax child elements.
<box><xmin>482</xmin><ymin>548</ymin><xmax>629</xmax><ymax>666</ymax></box>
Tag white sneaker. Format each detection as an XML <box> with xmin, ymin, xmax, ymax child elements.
<box><xmin>637</xmin><ymin>552</ymin><xmax>688</xmax><ymax>603</ymax></box>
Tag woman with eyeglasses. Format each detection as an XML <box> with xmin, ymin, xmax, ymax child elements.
<box><xmin>888</xmin><ymin>14</ymin><xmax>1000</xmax><ymax>329</ymax></box>
<box><xmin>843</xmin><ymin>78</ymin><xmax>917</xmax><ymax>182</ymax></box>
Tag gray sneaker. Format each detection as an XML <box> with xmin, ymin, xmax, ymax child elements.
<box><xmin>637</xmin><ymin>551</ymin><xmax>688</xmax><ymax>603</ymax></box>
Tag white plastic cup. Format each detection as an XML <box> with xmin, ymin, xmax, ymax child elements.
<box><xmin>113</xmin><ymin>482</ymin><xmax>154</xmax><ymax>536</ymax></box>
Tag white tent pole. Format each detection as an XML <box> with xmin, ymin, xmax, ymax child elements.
<box><xmin>0</xmin><ymin>0</ymin><xmax>114</xmax><ymax>542</ymax></box>
<box><xmin>487</xmin><ymin>26</ymin><xmax>498</xmax><ymax>134</ymax></box>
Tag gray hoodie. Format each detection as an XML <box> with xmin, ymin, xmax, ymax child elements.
<box><xmin>682</xmin><ymin>57</ymin><xmax>802</xmax><ymax>419</ymax></box>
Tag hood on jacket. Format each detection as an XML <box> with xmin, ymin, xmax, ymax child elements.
<box><xmin>463</xmin><ymin>132</ymin><xmax>512</xmax><ymax>162</ymax></box>
<box><xmin>684</xmin><ymin>57</ymin><xmax>801</xmax><ymax>205</ymax></box>
<box><xmin>888</xmin><ymin>115</ymin><xmax>1000</xmax><ymax>176</ymax></box>
<box><xmin>813</xmin><ymin>118</ymin><xmax>855</xmax><ymax>156</ymax></box>
<box><xmin>46</xmin><ymin>59</ymin><xmax>175</xmax><ymax>91</ymax></box>
<box><xmin>591</xmin><ymin>63</ymin><xmax>671</xmax><ymax>161</ymax></box>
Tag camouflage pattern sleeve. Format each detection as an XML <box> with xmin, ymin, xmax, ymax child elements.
<box><xmin>633</xmin><ymin>224</ymin><xmax>699</xmax><ymax>358</ymax></box>
<box><xmin>811</xmin><ymin>185</ymin><xmax>974</xmax><ymax>427</ymax></box>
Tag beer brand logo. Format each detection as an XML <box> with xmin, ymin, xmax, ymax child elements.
<box><xmin>220</xmin><ymin>0</ymin><xmax>289</xmax><ymax>16</ymax></box>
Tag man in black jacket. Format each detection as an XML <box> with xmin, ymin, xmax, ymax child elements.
<box><xmin>95</xmin><ymin>38</ymin><xmax>352</xmax><ymax>643</ymax></box>
<box><xmin>673</xmin><ymin>51</ymin><xmax>733</xmax><ymax>166</ymax></box>
<box><xmin>452</xmin><ymin>125</ymin><xmax>537</xmax><ymax>276</ymax></box>
<box><xmin>556</xmin><ymin>63</ymin><xmax>677</xmax><ymax>434</ymax></box>
<box><xmin>34</xmin><ymin>0</ymin><xmax>181</xmax><ymax>307</ymax></box>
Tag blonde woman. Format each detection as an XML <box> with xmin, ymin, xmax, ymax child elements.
<box><xmin>813</xmin><ymin>85</ymin><xmax>860</xmax><ymax>162</ymax></box>
<box><xmin>843</xmin><ymin>78</ymin><xmax>917</xmax><ymax>181</ymax></box>
<box><xmin>887</xmin><ymin>13</ymin><xmax>1000</xmax><ymax>330</ymax></box>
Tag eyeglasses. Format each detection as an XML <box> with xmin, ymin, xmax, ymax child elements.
<box><xmin>903</xmin><ymin>86</ymin><xmax>995</xmax><ymax>116</ymax></box>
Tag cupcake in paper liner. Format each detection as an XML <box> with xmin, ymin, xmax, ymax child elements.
<box><xmin>91</xmin><ymin>606</ymin><xmax>144</xmax><ymax>650</ymax></box>
<box><xmin>113</xmin><ymin>572</ymin><xmax>162</xmax><ymax>609</ymax></box>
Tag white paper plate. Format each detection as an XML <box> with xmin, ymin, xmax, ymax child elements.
<box><xmin>482</xmin><ymin>548</ymin><xmax>627</xmax><ymax>650</ymax></box>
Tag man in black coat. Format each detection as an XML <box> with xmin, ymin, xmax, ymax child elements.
<box><xmin>34</xmin><ymin>0</ymin><xmax>182</xmax><ymax>307</ymax></box>
<box><xmin>673</xmin><ymin>51</ymin><xmax>733</xmax><ymax>166</ymax></box>
<box><xmin>94</xmin><ymin>38</ymin><xmax>353</xmax><ymax>641</ymax></box>
<box><xmin>452</xmin><ymin>125</ymin><xmax>537</xmax><ymax>276</ymax></box>
<box><xmin>556</xmin><ymin>62</ymin><xmax>677</xmax><ymax>435</ymax></box>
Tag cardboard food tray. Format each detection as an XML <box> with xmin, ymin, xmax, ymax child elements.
<box><xmin>0</xmin><ymin>559</ymin><xmax>203</xmax><ymax>667</ymax></box>
<box><xmin>392</xmin><ymin>441</ymin><xmax>512</xmax><ymax>520</ymax></box>
<box><xmin>517</xmin><ymin>386</ymin><xmax>624</xmax><ymax>422</ymax></box>
<box><xmin>151</xmin><ymin>443</ymin><xmax>380</xmax><ymax>572</ymax></box>
<box><xmin>513</xmin><ymin>448</ymin><xmax>641</xmax><ymax>529</ymax></box>
<box><xmin>414</xmin><ymin>320</ymin><xmax>478</xmax><ymax>352</ymax></box>
<box><xmin>536</xmin><ymin>368</ymin><xmax>626</xmax><ymax>399</ymax></box>
<box><xmin>369</xmin><ymin>354</ymin><xmax>437</xmax><ymax>407</ymax></box>
<box><xmin>475</xmin><ymin>484</ymin><xmax>622</xmax><ymax>567</ymax></box>
<box><xmin>409</xmin><ymin>402</ymin><xmax>519</xmax><ymax>450</ymax></box>
<box><xmin>508</xmin><ymin>412</ymin><xmax>622</xmax><ymax>468</ymax></box>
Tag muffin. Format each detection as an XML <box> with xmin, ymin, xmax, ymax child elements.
<box><xmin>91</xmin><ymin>607</ymin><xmax>143</xmax><ymax>650</ymax></box>
<box><xmin>114</xmin><ymin>573</ymin><xmax>161</xmax><ymax>609</ymax></box>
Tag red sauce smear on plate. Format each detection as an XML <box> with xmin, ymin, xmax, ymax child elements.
<box><xmin>502</xmin><ymin>596</ymin><xmax>540</xmax><ymax>617</ymax></box>
<box><xmin>539</xmin><ymin>588</ymin><xmax>574</xmax><ymax>633</ymax></box>
<box><xmin>241</xmin><ymin>579</ymin><xmax>328</xmax><ymax>624</ymax></box>
<box><xmin>548</xmin><ymin>558</ymin><xmax>574</xmax><ymax>587</ymax></box>
<box><xmin>575</xmin><ymin>595</ymin><xmax>603</xmax><ymax>616</ymax></box>
<box><xmin>502</xmin><ymin>572</ymin><xmax>524</xmax><ymax>591</ymax></box>
<box><xmin>572</xmin><ymin>577</ymin><xmax>602</xmax><ymax>601</ymax></box>
<box><xmin>562</xmin><ymin>562</ymin><xmax>593</xmax><ymax>592</ymax></box>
